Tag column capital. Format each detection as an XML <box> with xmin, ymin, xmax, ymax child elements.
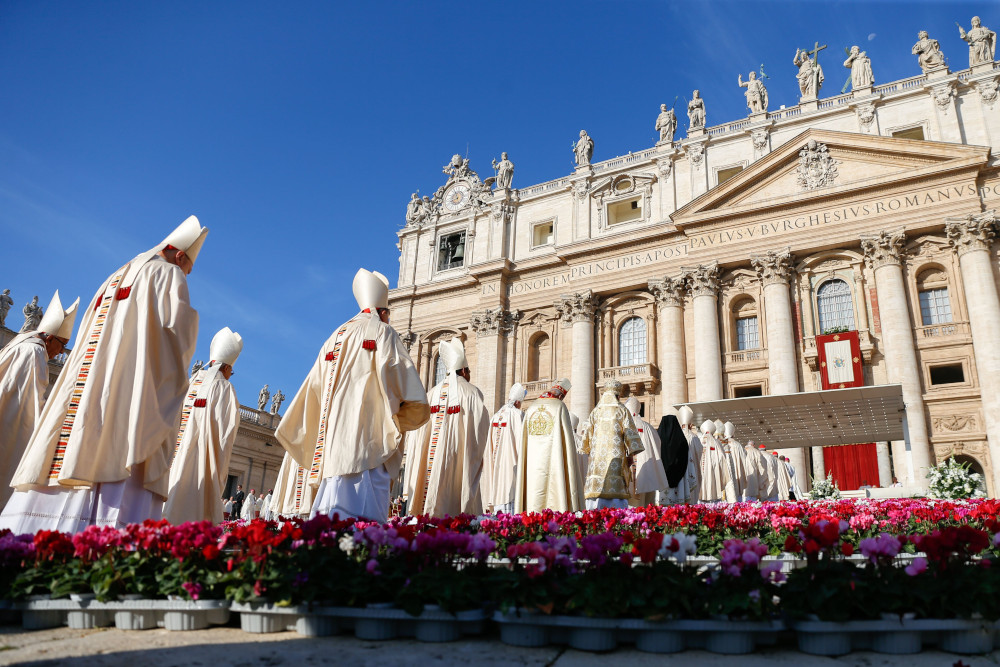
<box><xmin>946</xmin><ymin>211</ymin><xmax>997</xmax><ymax>256</ymax></box>
<box><xmin>469</xmin><ymin>307</ymin><xmax>522</xmax><ymax>336</ymax></box>
<box><xmin>555</xmin><ymin>290</ymin><xmax>598</xmax><ymax>324</ymax></box>
<box><xmin>750</xmin><ymin>248</ymin><xmax>795</xmax><ymax>286</ymax></box>
<box><xmin>647</xmin><ymin>276</ymin><xmax>686</xmax><ymax>307</ymax></box>
<box><xmin>681</xmin><ymin>262</ymin><xmax>720</xmax><ymax>297</ymax></box>
<box><xmin>861</xmin><ymin>229</ymin><xmax>906</xmax><ymax>270</ymax></box>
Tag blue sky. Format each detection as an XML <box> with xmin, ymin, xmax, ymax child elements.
<box><xmin>0</xmin><ymin>1</ymin><xmax>988</xmax><ymax>407</ymax></box>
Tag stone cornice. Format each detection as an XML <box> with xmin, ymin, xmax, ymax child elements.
<box><xmin>750</xmin><ymin>248</ymin><xmax>795</xmax><ymax>286</ymax></box>
<box><xmin>945</xmin><ymin>210</ymin><xmax>997</xmax><ymax>256</ymax></box>
<box><xmin>861</xmin><ymin>229</ymin><xmax>907</xmax><ymax>270</ymax></box>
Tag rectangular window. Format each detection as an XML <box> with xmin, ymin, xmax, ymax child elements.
<box><xmin>607</xmin><ymin>197</ymin><xmax>642</xmax><ymax>225</ymax></box>
<box><xmin>717</xmin><ymin>165</ymin><xmax>743</xmax><ymax>185</ymax></box>
<box><xmin>733</xmin><ymin>385</ymin><xmax>763</xmax><ymax>398</ymax></box>
<box><xmin>892</xmin><ymin>126</ymin><xmax>925</xmax><ymax>140</ymax></box>
<box><xmin>919</xmin><ymin>288</ymin><xmax>953</xmax><ymax>326</ymax></box>
<box><xmin>437</xmin><ymin>231</ymin><xmax>466</xmax><ymax>271</ymax></box>
<box><xmin>532</xmin><ymin>221</ymin><xmax>554</xmax><ymax>248</ymax></box>
<box><xmin>735</xmin><ymin>316</ymin><xmax>760</xmax><ymax>351</ymax></box>
<box><xmin>929</xmin><ymin>363</ymin><xmax>965</xmax><ymax>385</ymax></box>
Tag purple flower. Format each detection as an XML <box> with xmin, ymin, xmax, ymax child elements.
<box><xmin>905</xmin><ymin>557</ymin><xmax>928</xmax><ymax>576</ymax></box>
<box><xmin>181</xmin><ymin>581</ymin><xmax>202</xmax><ymax>600</ymax></box>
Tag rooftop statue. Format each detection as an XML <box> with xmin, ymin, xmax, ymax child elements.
<box><xmin>738</xmin><ymin>71</ymin><xmax>768</xmax><ymax>113</ymax></box>
<box><xmin>574</xmin><ymin>130</ymin><xmax>594</xmax><ymax>166</ymax></box>
<box><xmin>655</xmin><ymin>104</ymin><xmax>677</xmax><ymax>143</ymax></box>
<box><xmin>958</xmin><ymin>16</ymin><xmax>997</xmax><ymax>68</ymax></box>
<box><xmin>687</xmin><ymin>90</ymin><xmax>706</xmax><ymax>130</ymax></box>
<box><xmin>20</xmin><ymin>295</ymin><xmax>42</xmax><ymax>333</ymax></box>
<box><xmin>912</xmin><ymin>30</ymin><xmax>947</xmax><ymax>73</ymax></box>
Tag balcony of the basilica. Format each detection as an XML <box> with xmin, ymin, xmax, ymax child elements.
<box><xmin>914</xmin><ymin>321</ymin><xmax>972</xmax><ymax>349</ymax></box>
<box><xmin>596</xmin><ymin>362</ymin><xmax>660</xmax><ymax>396</ymax></box>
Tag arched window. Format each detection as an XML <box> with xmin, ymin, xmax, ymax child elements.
<box><xmin>527</xmin><ymin>333</ymin><xmax>551</xmax><ymax>381</ymax></box>
<box><xmin>434</xmin><ymin>352</ymin><xmax>447</xmax><ymax>386</ymax></box>
<box><xmin>816</xmin><ymin>279</ymin><xmax>856</xmax><ymax>333</ymax></box>
<box><xmin>618</xmin><ymin>316</ymin><xmax>647</xmax><ymax>366</ymax></box>
<box><xmin>916</xmin><ymin>267</ymin><xmax>953</xmax><ymax>326</ymax></box>
<box><xmin>731</xmin><ymin>297</ymin><xmax>760</xmax><ymax>351</ymax></box>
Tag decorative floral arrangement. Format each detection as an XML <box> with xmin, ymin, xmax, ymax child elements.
<box><xmin>927</xmin><ymin>457</ymin><xmax>986</xmax><ymax>500</ymax></box>
<box><xmin>806</xmin><ymin>473</ymin><xmax>841</xmax><ymax>501</ymax></box>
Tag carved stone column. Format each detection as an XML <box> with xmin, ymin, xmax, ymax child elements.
<box><xmin>683</xmin><ymin>264</ymin><xmax>723</xmax><ymax>401</ymax></box>
<box><xmin>876</xmin><ymin>442</ymin><xmax>892</xmax><ymax>487</ymax></box>
<box><xmin>648</xmin><ymin>277</ymin><xmax>687</xmax><ymax>414</ymax></box>
<box><xmin>556</xmin><ymin>291</ymin><xmax>598</xmax><ymax>420</ymax></box>
<box><xmin>861</xmin><ymin>230</ymin><xmax>932</xmax><ymax>487</ymax></box>
<box><xmin>751</xmin><ymin>249</ymin><xmax>808</xmax><ymax>488</ymax></box>
<box><xmin>470</xmin><ymin>308</ymin><xmax>520</xmax><ymax>414</ymax></box>
<box><xmin>946</xmin><ymin>212</ymin><xmax>1000</xmax><ymax>493</ymax></box>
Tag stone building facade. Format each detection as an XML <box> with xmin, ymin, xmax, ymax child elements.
<box><xmin>390</xmin><ymin>31</ymin><xmax>1000</xmax><ymax>495</ymax></box>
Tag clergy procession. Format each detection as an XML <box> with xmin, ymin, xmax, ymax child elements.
<box><xmin>0</xmin><ymin>217</ymin><xmax>801</xmax><ymax>535</ymax></box>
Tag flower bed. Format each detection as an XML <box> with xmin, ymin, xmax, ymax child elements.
<box><xmin>0</xmin><ymin>499</ymin><xmax>999</xmax><ymax>651</ymax></box>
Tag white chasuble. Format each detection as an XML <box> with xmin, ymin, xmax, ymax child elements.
<box><xmin>698</xmin><ymin>434</ymin><xmax>730</xmax><ymax>503</ymax></box>
<box><xmin>271</xmin><ymin>452</ymin><xmax>315</xmax><ymax>518</ymax></box>
<box><xmin>728</xmin><ymin>438</ymin><xmax>759</xmax><ymax>501</ymax></box>
<box><xmin>482</xmin><ymin>403</ymin><xmax>524</xmax><ymax>513</ymax></box>
<box><xmin>743</xmin><ymin>444</ymin><xmax>771</xmax><ymax>501</ymax></box>
<box><xmin>275</xmin><ymin>313</ymin><xmax>429</xmax><ymax>522</ymax></box>
<box><xmin>513</xmin><ymin>398</ymin><xmax>583</xmax><ymax>514</ymax></box>
<box><xmin>774</xmin><ymin>456</ymin><xmax>792</xmax><ymax>500</ymax></box>
<box><xmin>162</xmin><ymin>368</ymin><xmax>239</xmax><ymax>524</ymax></box>
<box><xmin>403</xmin><ymin>374</ymin><xmax>490</xmax><ymax>517</ymax></box>
<box><xmin>5</xmin><ymin>255</ymin><xmax>196</xmax><ymax>532</ymax></box>
<box><xmin>631</xmin><ymin>415</ymin><xmax>669</xmax><ymax>497</ymax></box>
<box><xmin>0</xmin><ymin>334</ymin><xmax>48</xmax><ymax>507</ymax></box>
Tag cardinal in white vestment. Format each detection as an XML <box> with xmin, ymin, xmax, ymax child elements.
<box><xmin>270</xmin><ymin>452</ymin><xmax>316</xmax><ymax>519</ymax></box>
<box><xmin>624</xmin><ymin>397</ymin><xmax>668</xmax><ymax>507</ymax></box>
<box><xmin>656</xmin><ymin>412</ymin><xmax>692</xmax><ymax>505</ymax></box>
<box><xmin>241</xmin><ymin>490</ymin><xmax>257</xmax><ymax>520</ymax></box>
<box><xmin>482</xmin><ymin>383</ymin><xmax>526</xmax><ymax>514</ymax></box>
<box><xmin>714</xmin><ymin>419</ymin><xmax>745</xmax><ymax>502</ymax></box>
<box><xmin>0</xmin><ymin>291</ymin><xmax>79</xmax><ymax>508</ymax></box>
<box><xmin>675</xmin><ymin>406</ymin><xmax>703</xmax><ymax>503</ymax></box>
<box><xmin>163</xmin><ymin>327</ymin><xmax>242</xmax><ymax>525</ymax></box>
<box><xmin>579</xmin><ymin>380</ymin><xmax>643</xmax><ymax>510</ymax></box>
<box><xmin>698</xmin><ymin>421</ymin><xmax>731</xmax><ymax>503</ymax></box>
<box><xmin>513</xmin><ymin>379</ymin><xmax>583</xmax><ymax>513</ymax></box>
<box><xmin>724</xmin><ymin>422</ymin><xmax>758</xmax><ymax>502</ymax></box>
<box><xmin>773</xmin><ymin>452</ymin><xmax>792</xmax><ymax>500</ymax></box>
<box><xmin>782</xmin><ymin>456</ymin><xmax>803</xmax><ymax>499</ymax></box>
<box><xmin>743</xmin><ymin>440</ymin><xmax>771</xmax><ymax>502</ymax></box>
<box><xmin>404</xmin><ymin>338</ymin><xmax>490</xmax><ymax>517</ymax></box>
<box><xmin>276</xmin><ymin>269</ymin><xmax>429</xmax><ymax>523</ymax></box>
<box><xmin>2</xmin><ymin>216</ymin><xmax>207</xmax><ymax>534</ymax></box>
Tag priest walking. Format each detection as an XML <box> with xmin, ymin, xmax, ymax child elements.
<box><xmin>624</xmin><ymin>397</ymin><xmax>668</xmax><ymax>507</ymax></box>
<box><xmin>163</xmin><ymin>327</ymin><xmax>243</xmax><ymax>524</ymax></box>
<box><xmin>2</xmin><ymin>216</ymin><xmax>207</xmax><ymax>533</ymax></box>
<box><xmin>578</xmin><ymin>380</ymin><xmax>643</xmax><ymax>510</ymax></box>
<box><xmin>513</xmin><ymin>379</ymin><xmax>583</xmax><ymax>513</ymax></box>
<box><xmin>404</xmin><ymin>338</ymin><xmax>490</xmax><ymax>517</ymax></box>
<box><xmin>276</xmin><ymin>269</ymin><xmax>429</xmax><ymax>523</ymax></box>
<box><xmin>0</xmin><ymin>291</ymin><xmax>78</xmax><ymax>507</ymax></box>
<box><xmin>482</xmin><ymin>383</ymin><xmax>526</xmax><ymax>514</ymax></box>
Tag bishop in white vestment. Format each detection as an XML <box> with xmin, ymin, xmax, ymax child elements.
<box><xmin>724</xmin><ymin>422</ymin><xmax>759</xmax><ymax>502</ymax></box>
<box><xmin>773</xmin><ymin>452</ymin><xmax>792</xmax><ymax>500</ymax></box>
<box><xmin>0</xmin><ymin>291</ymin><xmax>78</xmax><ymax>508</ymax></box>
<box><xmin>513</xmin><ymin>379</ymin><xmax>583</xmax><ymax>513</ymax></box>
<box><xmin>404</xmin><ymin>338</ymin><xmax>490</xmax><ymax>517</ymax></box>
<box><xmin>579</xmin><ymin>381</ymin><xmax>643</xmax><ymax>510</ymax></box>
<box><xmin>2</xmin><ymin>216</ymin><xmax>207</xmax><ymax>534</ymax></box>
<box><xmin>698</xmin><ymin>421</ymin><xmax>731</xmax><ymax>503</ymax></box>
<box><xmin>276</xmin><ymin>269</ymin><xmax>429</xmax><ymax>523</ymax></box>
<box><xmin>624</xmin><ymin>397</ymin><xmax>668</xmax><ymax>506</ymax></box>
<box><xmin>748</xmin><ymin>442</ymin><xmax>777</xmax><ymax>501</ymax></box>
<box><xmin>482</xmin><ymin>383</ymin><xmax>525</xmax><ymax>514</ymax></box>
<box><xmin>163</xmin><ymin>327</ymin><xmax>243</xmax><ymax>525</ymax></box>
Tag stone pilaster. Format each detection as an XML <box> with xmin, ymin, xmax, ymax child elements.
<box><xmin>555</xmin><ymin>290</ymin><xmax>598</xmax><ymax>420</ymax></box>
<box><xmin>648</xmin><ymin>276</ymin><xmax>687</xmax><ymax>414</ymax></box>
<box><xmin>470</xmin><ymin>307</ymin><xmax>521</xmax><ymax>413</ymax></box>
<box><xmin>860</xmin><ymin>229</ymin><xmax>932</xmax><ymax>487</ymax></box>
<box><xmin>751</xmin><ymin>248</ymin><xmax>808</xmax><ymax>488</ymax></box>
<box><xmin>946</xmin><ymin>211</ymin><xmax>1000</xmax><ymax>494</ymax></box>
<box><xmin>682</xmin><ymin>263</ymin><xmax>722</xmax><ymax>401</ymax></box>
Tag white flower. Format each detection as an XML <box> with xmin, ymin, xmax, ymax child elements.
<box><xmin>338</xmin><ymin>533</ymin><xmax>355</xmax><ymax>555</ymax></box>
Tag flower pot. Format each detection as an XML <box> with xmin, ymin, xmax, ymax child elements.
<box><xmin>354</xmin><ymin>603</ymin><xmax>398</xmax><ymax>641</ymax></box>
<box><xmin>296</xmin><ymin>614</ymin><xmax>337</xmax><ymax>637</ymax></box>
<box><xmin>195</xmin><ymin>600</ymin><xmax>230</xmax><ymax>626</ymax></box>
<box><xmin>939</xmin><ymin>627</ymin><xmax>994</xmax><ymax>654</ymax></box>
<box><xmin>115</xmin><ymin>609</ymin><xmax>157</xmax><ymax>631</ymax></box>
<box><xmin>493</xmin><ymin>610</ymin><xmax>550</xmax><ymax>648</ymax></box>
<box><xmin>634</xmin><ymin>629</ymin><xmax>684</xmax><ymax>654</ymax></box>
<box><xmin>411</xmin><ymin>605</ymin><xmax>461</xmax><ymax>643</ymax></box>
<box><xmin>704</xmin><ymin>630</ymin><xmax>755</xmax><ymax>655</ymax></box>
<box><xmin>793</xmin><ymin>621</ymin><xmax>853</xmax><ymax>656</ymax></box>
<box><xmin>454</xmin><ymin>608</ymin><xmax>485</xmax><ymax>635</ymax></box>
<box><xmin>870</xmin><ymin>629</ymin><xmax>921</xmax><ymax>654</ymax></box>
<box><xmin>164</xmin><ymin>610</ymin><xmax>208</xmax><ymax>632</ymax></box>
<box><xmin>567</xmin><ymin>626</ymin><xmax>616</xmax><ymax>652</ymax></box>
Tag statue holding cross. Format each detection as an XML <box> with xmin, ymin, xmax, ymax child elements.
<box><xmin>794</xmin><ymin>42</ymin><xmax>826</xmax><ymax>99</ymax></box>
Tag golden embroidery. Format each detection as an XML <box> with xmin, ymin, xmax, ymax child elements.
<box><xmin>526</xmin><ymin>405</ymin><xmax>554</xmax><ymax>436</ymax></box>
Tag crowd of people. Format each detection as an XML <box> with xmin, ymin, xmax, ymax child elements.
<box><xmin>0</xmin><ymin>216</ymin><xmax>805</xmax><ymax>534</ymax></box>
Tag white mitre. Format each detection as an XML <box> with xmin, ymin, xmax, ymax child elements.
<box><xmin>678</xmin><ymin>405</ymin><xmax>694</xmax><ymax>427</ymax></box>
<box><xmin>713</xmin><ymin>419</ymin><xmax>725</xmax><ymax>437</ymax></box>
<box><xmin>724</xmin><ymin>421</ymin><xmax>736</xmax><ymax>439</ymax></box>
<box><xmin>210</xmin><ymin>327</ymin><xmax>244</xmax><ymax>367</ymax></box>
<box><xmin>37</xmin><ymin>290</ymin><xmax>80</xmax><ymax>340</ymax></box>
<box><xmin>162</xmin><ymin>215</ymin><xmax>209</xmax><ymax>265</ymax></box>
<box><xmin>440</xmin><ymin>337</ymin><xmax>468</xmax><ymax>374</ymax></box>
<box><xmin>507</xmin><ymin>382</ymin><xmax>526</xmax><ymax>405</ymax></box>
<box><xmin>352</xmin><ymin>268</ymin><xmax>390</xmax><ymax>311</ymax></box>
<box><xmin>624</xmin><ymin>396</ymin><xmax>640</xmax><ymax>416</ymax></box>
<box><xmin>701</xmin><ymin>420</ymin><xmax>715</xmax><ymax>434</ymax></box>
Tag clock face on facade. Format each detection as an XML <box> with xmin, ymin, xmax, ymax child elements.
<box><xmin>443</xmin><ymin>183</ymin><xmax>471</xmax><ymax>212</ymax></box>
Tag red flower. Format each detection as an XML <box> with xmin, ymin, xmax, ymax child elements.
<box><xmin>841</xmin><ymin>542</ymin><xmax>854</xmax><ymax>556</ymax></box>
<box><xmin>783</xmin><ymin>535</ymin><xmax>802</xmax><ymax>553</ymax></box>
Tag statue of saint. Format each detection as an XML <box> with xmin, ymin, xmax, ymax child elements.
<box><xmin>190</xmin><ymin>360</ymin><xmax>204</xmax><ymax>377</ymax></box>
<box><xmin>654</xmin><ymin>104</ymin><xmax>676</xmax><ymax>142</ymax></box>
<box><xmin>959</xmin><ymin>16</ymin><xmax>997</xmax><ymax>68</ymax></box>
<box><xmin>270</xmin><ymin>389</ymin><xmax>286</xmax><ymax>415</ymax></box>
<box><xmin>844</xmin><ymin>46</ymin><xmax>874</xmax><ymax>89</ymax></box>
<box><xmin>258</xmin><ymin>384</ymin><xmax>270</xmax><ymax>412</ymax></box>
<box><xmin>492</xmin><ymin>152</ymin><xmax>514</xmax><ymax>190</ymax></box>
<box><xmin>912</xmin><ymin>30</ymin><xmax>947</xmax><ymax>73</ymax></box>
<box><xmin>687</xmin><ymin>90</ymin><xmax>706</xmax><ymax>130</ymax></box>
<box><xmin>20</xmin><ymin>295</ymin><xmax>42</xmax><ymax>333</ymax></box>
<box><xmin>405</xmin><ymin>192</ymin><xmax>422</xmax><ymax>226</ymax></box>
<box><xmin>0</xmin><ymin>289</ymin><xmax>12</xmax><ymax>329</ymax></box>
<box><xmin>794</xmin><ymin>48</ymin><xmax>824</xmax><ymax>98</ymax></box>
<box><xmin>574</xmin><ymin>130</ymin><xmax>594</xmax><ymax>166</ymax></box>
<box><xmin>738</xmin><ymin>71</ymin><xmax>769</xmax><ymax>113</ymax></box>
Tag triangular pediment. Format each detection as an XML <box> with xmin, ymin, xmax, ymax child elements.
<box><xmin>672</xmin><ymin>129</ymin><xmax>989</xmax><ymax>227</ymax></box>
